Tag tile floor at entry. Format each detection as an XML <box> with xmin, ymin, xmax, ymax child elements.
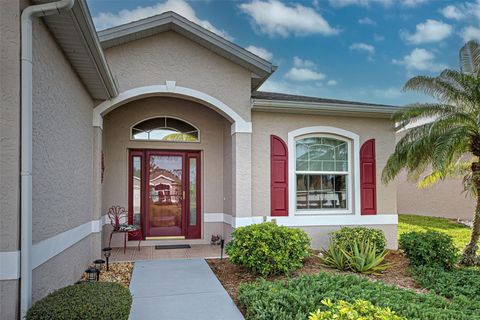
<box><xmin>129</xmin><ymin>259</ymin><xmax>244</xmax><ymax>320</ymax></box>
<box><xmin>110</xmin><ymin>244</ymin><xmax>225</xmax><ymax>262</ymax></box>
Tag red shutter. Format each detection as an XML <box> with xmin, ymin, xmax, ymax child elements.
<box><xmin>271</xmin><ymin>135</ymin><xmax>288</xmax><ymax>216</ymax></box>
<box><xmin>360</xmin><ymin>139</ymin><xmax>377</xmax><ymax>215</ymax></box>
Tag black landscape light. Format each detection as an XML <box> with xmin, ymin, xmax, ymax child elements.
<box><xmin>85</xmin><ymin>267</ymin><xmax>98</xmax><ymax>282</ymax></box>
<box><xmin>102</xmin><ymin>247</ymin><xmax>112</xmax><ymax>271</ymax></box>
<box><xmin>220</xmin><ymin>238</ymin><xmax>225</xmax><ymax>260</ymax></box>
<box><xmin>94</xmin><ymin>259</ymin><xmax>105</xmax><ymax>271</ymax></box>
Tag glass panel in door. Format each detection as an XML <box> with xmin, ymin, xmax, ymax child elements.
<box><xmin>147</xmin><ymin>154</ymin><xmax>183</xmax><ymax>237</ymax></box>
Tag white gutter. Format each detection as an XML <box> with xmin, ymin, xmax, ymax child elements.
<box><xmin>252</xmin><ymin>98</ymin><xmax>402</xmax><ymax>118</ymax></box>
<box><xmin>20</xmin><ymin>0</ymin><xmax>75</xmax><ymax>317</ymax></box>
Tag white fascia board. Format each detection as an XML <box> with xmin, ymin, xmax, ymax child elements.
<box><xmin>252</xmin><ymin>99</ymin><xmax>402</xmax><ymax>118</ymax></box>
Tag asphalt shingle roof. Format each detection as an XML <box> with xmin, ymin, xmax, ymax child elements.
<box><xmin>252</xmin><ymin>91</ymin><xmax>398</xmax><ymax>108</ymax></box>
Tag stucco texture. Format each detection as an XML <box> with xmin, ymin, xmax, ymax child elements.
<box><xmin>251</xmin><ymin>111</ymin><xmax>397</xmax><ymax>216</ymax></box>
<box><xmin>396</xmin><ymin>172</ymin><xmax>475</xmax><ymax>220</ymax></box>
<box><xmin>0</xmin><ymin>0</ymin><xmax>21</xmax><ymax>253</ymax></box>
<box><xmin>31</xmin><ymin>19</ymin><xmax>95</xmax><ymax>244</ymax></box>
<box><xmin>103</xmin><ymin>31</ymin><xmax>253</xmax><ymax>121</ymax></box>
<box><xmin>102</xmin><ymin>97</ymin><xmax>231</xmax><ymax>241</ymax></box>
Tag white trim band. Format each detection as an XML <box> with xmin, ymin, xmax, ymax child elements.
<box><xmin>203</xmin><ymin>212</ymin><xmax>397</xmax><ymax>228</ymax></box>
<box><xmin>1</xmin><ymin>218</ymin><xmax>103</xmax><ymax>280</ymax></box>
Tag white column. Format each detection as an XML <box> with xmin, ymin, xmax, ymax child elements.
<box><xmin>91</xmin><ymin>126</ymin><xmax>103</xmax><ymax>258</ymax></box>
<box><xmin>232</xmin><ymin>132</ymin><xmax>252</xmax><ymax>218</ymax></box>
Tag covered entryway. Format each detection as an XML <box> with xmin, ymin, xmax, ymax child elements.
<box><xmin>129</xmin><ymin>149</ymin><xmax>201</xmax><ymax>239</ymax></box>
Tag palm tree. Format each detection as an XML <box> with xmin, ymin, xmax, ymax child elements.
<box><xmin>382</xmin><ymin>40</ymin><xmax>480</xmax><ymax>266</ymax></box>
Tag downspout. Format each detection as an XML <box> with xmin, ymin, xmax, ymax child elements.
<box><xmin>20</xmin><ymin>0</ymin><xmax>74</xmax><ymax>317</ymax></box>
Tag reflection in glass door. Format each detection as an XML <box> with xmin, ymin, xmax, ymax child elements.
<box><xmin>147</xmin><ymin>153</ymin><xmax>184</xmax><ymax>237</ymax></box>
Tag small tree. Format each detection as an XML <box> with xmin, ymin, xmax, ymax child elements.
<box><xmin>382</xmin><ymin>40</ymin><xmax>480</xmax><ymax>266</ymax></box>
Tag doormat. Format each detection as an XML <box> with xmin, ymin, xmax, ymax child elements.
<box><xmin>155</xmin><ymin>244</ymin><xmax>191</xmax><ymax>250</ymax></box>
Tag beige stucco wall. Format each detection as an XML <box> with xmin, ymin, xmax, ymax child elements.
<box><xmin>251</xmin><ymin>111</ymin><xmax>397</xmax><ymax>216</ymax></box>
<box><xmin>1</xmin><ymin>7</ymin><xmax>99</xmax><ymax>318</ymax></box>
<box><xmin>102</xmin><ymin>97</ymin><xmax>231</xmax><ymax>242</ymax></box>
<box><xmin>395</xmin><ymin>131</ymin><xmax>475</xmax><ymax>220</ymax></box>
<box><xmin>103</xmin><ymin>31</ymin><xmax>252</xmax><ymax>121</ymax></box>
<box><xmin>396</xmin><ymin>172</ymin><xmax>475</xmax><ymax>220</ymax></box>
<box><xmin>31</xmin><ymin>18</ymin><xmax>95</xmax><ymax>243</ymax></box>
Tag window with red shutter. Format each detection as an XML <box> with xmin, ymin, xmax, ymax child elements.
<box><xmin>360</xmin><ymin>139</ymin><xmax>377</xmax><ymax>215</ymax></box>
<box><xmin>271</xmin><ymin>135</ymin><xmax>288</xmax><ymax>216</ymax></box>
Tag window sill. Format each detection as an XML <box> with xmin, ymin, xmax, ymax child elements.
<box><xmin>295</xmin><ymin>210</ymin><xmax>353</xmax><ymax>216</ymax></box>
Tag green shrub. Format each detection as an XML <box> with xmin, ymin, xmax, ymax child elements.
<box><xmin>399</xmin><ymin>231</ymin><xmax>459</xmax><ymax>269</ymax></box>
<box><xmin>322</xmin><ymin>239</ymin><xmax>389</xmax><ymax>274</ymax></box>
<box><xmin>308</xmin><ymin>299</ymin><xmax>405</xmax><ymax>320</ymax></box>
<box><xmin>412</xmin><ymin>266</ymin><xmax>480</xmax><ymax>300</ymax></box>
<box><xmin>26</xmin><ymin>282</ymin><xmax>132</xmax><ymax>320</ymax></box>
<box><xmin>225</xmin><ymin>222</ymin><xmax>310</xmax><ymax>276</ymax></box>
<box><xmin>237</xmin><ymin>272</ymin><xmax>480</xmax><ymax>320</ymax></box>
<box><xmin>331</xmin><ymin>227</ymin><xmax>386</xmax><ymax>254</ymax></box>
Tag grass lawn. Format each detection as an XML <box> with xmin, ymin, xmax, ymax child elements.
<box><xmin>398</xmin><ymin>214</ymin><xmax>471</xmax><ymax>250</ymax></box>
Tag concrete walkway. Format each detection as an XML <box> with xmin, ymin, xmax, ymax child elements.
<box><xmin>129</xmin><ymin>259</ymin><xmax>244</xmax><ymax>320</ymax></box>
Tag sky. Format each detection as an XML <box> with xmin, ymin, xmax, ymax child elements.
<box><xmin>86</xmin><ymin>0</ymin><xmax>480</xmax><ymax>106</ymax></box>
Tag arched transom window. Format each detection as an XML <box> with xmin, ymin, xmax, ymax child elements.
<box><xmin>295</xmin><ymin>135</ymin><xmax>350</xmax><ymax>212</ymax></box>
<box><xmin>131</xmin><ymin>117</ymin><xmax>199</xmax><ymax>142</ymax></box>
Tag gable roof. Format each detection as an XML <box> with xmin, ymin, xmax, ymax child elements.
<box><xmin>97</xmin><ymin>11</ymin><xmax>276</xmax><ymax>90</ymax></box>
<box><xmin>252</xmin><ymin>91</ymin><xmax>402</xmax><ymax>118</ymax></box>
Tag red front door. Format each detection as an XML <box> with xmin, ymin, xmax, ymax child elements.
<box><xmin>128</xmin><ymin>150</ymin><xmax>201</xmax><ymax>239</ymax></box>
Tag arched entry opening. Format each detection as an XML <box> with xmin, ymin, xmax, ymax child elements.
<box><xmin>94</xmin><ymin>85</ymin><xmax>252</xmax><ymax>245</ymax></box>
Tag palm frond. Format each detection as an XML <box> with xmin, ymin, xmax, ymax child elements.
<box><xmin>417</xmin><ymin>161</ymin><xmax>473</xmax><ymax>189</ymax></box>
<box><xmin>460</xmin><ymin>40</ymin><xmax>480</xmax><ymax>75</ymax></box>
<box><xmin>403</xmin><ymin>75</ymin><xmax>468</xmax><ymax>104</ymax></box>
<box><xmin>392</xmin><ymin>103</ymin><xmax>456</xmax><ymax>130</ymax></box>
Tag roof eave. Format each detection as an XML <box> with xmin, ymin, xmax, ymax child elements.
<box><xmin>252</xmin><ymin>99</ymin><xmax>401</xmax><ymax>119</ymax></box>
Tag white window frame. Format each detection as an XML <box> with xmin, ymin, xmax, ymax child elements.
<box><xmin>130</xmin><ymin>116</ymin><xmax>201</xmax><ymax>143</ymax></box>
<box><xmin>288</xmin><ymin>126</ymin><xmax>360</xmax><ymax>216</ymax></box>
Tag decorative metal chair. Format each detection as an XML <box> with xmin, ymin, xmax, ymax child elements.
<box><xmin>107</xmin><ymin>205</ymin><xmax>142</xmax><ymax>254</ymax></box>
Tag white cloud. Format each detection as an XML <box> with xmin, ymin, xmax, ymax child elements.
<box><xmin>92</xmin><ymin>0</ymin><xmax>232</xmax><ymax>40</ymax></box>
<box><xmin>374</xmin><ymin>34</ymin><xmax>385</xmax><ymax>42</ymax></box>
<box><xmin>293</xmin><ymin>56</ymin><xmax>316</xmax><ymax>68</ymax></box>
<box><xmin>245</xmin><ymin>45</ymin><xmax>273</xmax><ymax>61</ymax></box>
<box><xmin>327</xmin><ymin>80</ymin><xmax>339</xmax><ymax>86</ymax></box>
<box><xmin>441</xmin><ymin>5</ymin><xmax>465</xmax><ymax>20</ymax></box>
<box><xmin>393</xmin><ymin>48</ymin><xmax>447</xmax><ymax>72</ymax></box>
<box><xmin>329</xmin><ymin>0</ymin><xmax>393</xmax><ymax>7</ymax></box>
<box><xmin>461</xmin><ymin>26</ymin><xmax>480</xmax><ymax>42</ymax></box>
<box><xmin>402</xmin><ymin>0</ymin><xmax>429</xmax><ymax>7</ymax></box>
<box><xmin>373</xmin><ymin>87</ymin><xmax>402</xmax><ymax>99</ymax></box>
<box><xmin>329</xmin><ymin>0</ymin><xmax>427</xmax><ymax>7</ymax></box>
<box><xmin>440</xmin><ymin>1</ymin><xmax>480</xmax><ymax>22</ymax></box>
<box><xmin>239</xmin><ymin>0</ymin><xmax>338</xmax><ymax>37</ymax></box>
<box><xmin>400</xmin><ymin>19</ymin><xmax>452</xmax><ymax>44</ymax></box>
<box><xmin>358</xmin><ymin>17</ymin><xmax>377</xmax><ymax>26</ymax></box>
<box><xmin>285</xmin><ymin>57</ymin><xmax>326</xmax><ymax>81</ymax></box>
<box><xmin>350</xmin><ymin>42</ymin><xmax>375</xmax><ymax>56</ymax></box>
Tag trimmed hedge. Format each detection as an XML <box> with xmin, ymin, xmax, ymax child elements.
<box><xmin>399</xmin><ymin>231</ymin><xmax>458</xmax><ymax>269</ymax></box>
<box><xmin>412</xmin><ymin>266</ymin><xmax>480</xmax><ymax>300</ymax></box>
<box><xmin>225</xmin><ymin>222</ymin><xmax>310</xmax><ymax>276</ymax></box>
<box><xmin>237</xmin><ymin>272</ymin><xmax>480</xmax><ymax>320</ymax></box>
<box><xmin>26</xmin><ymin>282</ymin><xmax>132</xmax><ymax>320</ymax></box>
<box><xmin>331</xmin><ymin>227</ymin><xmax>386</xmax><ymax>254</ymax></box>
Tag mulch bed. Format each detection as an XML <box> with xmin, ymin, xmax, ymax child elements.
<box><xmin>207</xmin><ymin>250</ymin><xmax>424</xmax><ymax>306</ymax></box>
<box><xmin>81</xmin><ymin>262</ymin><xmax>134</xmax><ymax>287</ymax></box>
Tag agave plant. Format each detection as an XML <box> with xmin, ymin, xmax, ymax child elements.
<box><xmin>343</xmin><ymin>240</ymin><xmax>390</xmax><ymax>275</ymax></box>
<box><xmin>321</xmin><ymin>241</ymin><xmax>349</xmax><ymax>271</ymax></box>
<box><xmin>382</xmin><ymin>40</ymin><xmax>480</xmax><ymax>266</ymax></box>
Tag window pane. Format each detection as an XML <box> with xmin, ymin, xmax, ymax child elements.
<box><xmin>189</xmin><ymin>158</ymin><xmax>197</xmax><ymax>226</ymax></box>
<box><xmin>296</xmin><ymin>137</ymin><xmax>348</xmax><ymax>172</ymax></box>
<box><xmin>132</xmin><ymin>156</ymin><xmax>142</xmax><ymax>226</ymax></box>
<box><xmin>132</xmin><ymin>117</ymin><xmax>199</xmax><ymax>142</ymax></box>
<box><xmin>296</xmin><ymin>174</ymin><xmax>347</xmax><ymax>210</ymax></box>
